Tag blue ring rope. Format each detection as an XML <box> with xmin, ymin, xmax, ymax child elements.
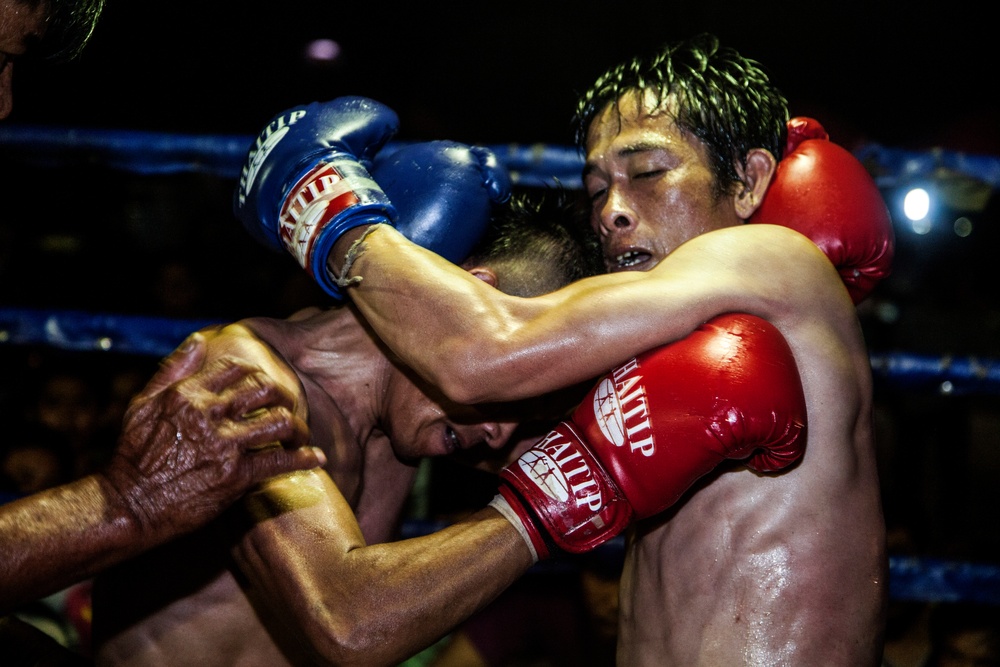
<box><xmin>2</xmin><ymin>307</ymin><xmax>997</xmax><ymax>395</ymax></box>
<box><xmin>7</xmin><ymin>124</ymin><xmax>999</xmax><ymax>190</ymax></box>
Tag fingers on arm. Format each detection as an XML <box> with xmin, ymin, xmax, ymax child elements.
<box><xmin>206</xmin><ymin>361</ymin><xmax>323</xmax><ymax>476</ymax></box>
<box><xmin>140</xmin><ymin>332</ymin><xmax>208</xmax><ymax>396</ymax></box>
<box><xmin>213</xmin><ymin>363</ymin><xmax>300</xmax><ymax>416</ymax></box>
<box><xmin>245</xmin><ymin>445</ymin><xmax>327</xmax><ymax>483</ymax></box>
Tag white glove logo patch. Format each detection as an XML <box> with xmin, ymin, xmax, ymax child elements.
<box><xmin>237</xmin><ymin>108</ymin><xmax>308</xmax><ymax>207</ymax></box>
<box><xmin>517</xmin><ymin>448</ymin><xmax>570</xmax><ymax>502</ymax></box>
<box><xmin>517</xmin><ymin>424</ymin><xmax>604</xmax><ymax>512</ymax></box>
<box><xmin>278</xmin><ymin>162</ymin><xmax>358</xmax><ymax>267</ymax></box>
<box><xmin>593</xmin><ymin>377</ymin><xmax>626</xmax><ymax>447</ymax></box>
<box><xmin>593</xmin><ymin>356</ymin><xmax>656</xmax><ymax>457</ymax></box>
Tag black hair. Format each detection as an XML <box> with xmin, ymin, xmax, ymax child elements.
<box><xmin>573</xmin><ymin>33</ymin><xmax>789</xmax><ymax>199</ymax></box>
<box><xmin>464</xmin><ymin>187</ymin><xmax>603</xmax><ymax>297</ymax></box>
<box><xmin>17</xmin><ymin>0</ymin><xmax>105</xmax><ymax>61</ymax></box>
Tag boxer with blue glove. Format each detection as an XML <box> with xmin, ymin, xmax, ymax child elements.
<box><xmin>234</xmin><ymin>96</ymin><xmax>510</xmax><ymax>299</ymax></box>
<box><xmin>234</xmin><ymin>96</ymin><xmax>399</xmax><ymax>298</ymax></box>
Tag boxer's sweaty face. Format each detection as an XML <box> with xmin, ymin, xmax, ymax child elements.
<box><xmin>583</xmin><ymin>90</ymin><xmax>742</xmax><ymax>273</ymax></box>
<box><xmin>0</xmin><ymin>0</ymin><xmax>48</xmax><ymax>119</ymax></box>
<box><xmin>378</xmin><ymin>366</ymin><xmax>518</xmax><ymax>461</ymax></box>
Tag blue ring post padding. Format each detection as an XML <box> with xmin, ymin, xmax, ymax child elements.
<box><xmin>0</xmin><ymin>126</ymin><xmax>589</xmax><ymax>187</ymax></box>
<box><xmin>0</xmin><ymin>125</ymin><xmax>253</xmax><ymax>177</ymax></box>
<box><xmin>0</xmin><ymin>126</ymin><xmax>587</xmax><ymax>188</ymax></box>
<box><xmin>854</xmin><ymin>143</ymin><xmax>1000</xmax><ymax>189</ymax></box>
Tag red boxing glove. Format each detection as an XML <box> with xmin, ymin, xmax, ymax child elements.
<box><xmin>495</xmin><ymin>314</ymin><xmax>806</xmax><ymax>559</ymax></box>
<box><xmin>749</xmin><ymin>117</ymin><xmax>895</xmax><ymax>304</ymax></box>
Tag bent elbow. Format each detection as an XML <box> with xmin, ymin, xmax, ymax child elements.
<box><xmin>298</xmin><ymin>610</ymin><xmax>385</xmax><ymax>666</ymax></box>
<box><xmin>300</xmin><ymin>607</ymin><xmax>424</xmax><ymax>667</ymax></box>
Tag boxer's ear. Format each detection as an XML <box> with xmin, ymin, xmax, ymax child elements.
<box><xmin>465</xmin><ymin>266</ymin><xmax>498</xmax><ymax>287</ymax></box>
<box><xmin>734</xmin><ymin>149</ymin><xmax>776</xmax><ymax>220</ymax></box>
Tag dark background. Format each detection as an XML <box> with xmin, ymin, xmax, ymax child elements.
<box><xmin>12</xmin><ymin>0</ymin><xmax>1000</xmax><ymax>153</ymax></box>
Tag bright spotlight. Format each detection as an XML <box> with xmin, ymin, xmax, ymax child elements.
<box><xmin>903</xmin><ymin>187</ymin><xmax>930</xmax><ymax>221</ymax></box>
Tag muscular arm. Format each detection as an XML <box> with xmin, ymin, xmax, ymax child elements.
<box><xmin>234</xmin><ymin>470</ymin><xmax>532</xmax><ymax>667</ymax></box>
<box><xmin>0</xmin><ymin>336</ymin><xmax>320</xmax><ymax>613</ymax></box>
<box><xmin>341</xmin><ymin>223</ymin><xmax>837</xmax><ymax>403</ymax></box>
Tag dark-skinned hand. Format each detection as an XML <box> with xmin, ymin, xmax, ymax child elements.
<box><xmin>100</xmin><ymin>332</ymin><xmax>325</xmax><ymax>547</ymax></box>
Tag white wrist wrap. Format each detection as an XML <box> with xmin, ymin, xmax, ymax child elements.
<box><xmin>489</xmin><ymin>494</ymin><xmax>539</xmax><ymax>564</ymax></box>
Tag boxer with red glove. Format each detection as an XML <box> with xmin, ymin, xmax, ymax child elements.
<box><xmin>749</xmin><ymin>117</ymin><xmax>895</xmax><ymax>303</ymax></box>
<box><xmin>491</xmin><ymin>313</ymin><xmax>806</xmax><ymax>560</ymax></box>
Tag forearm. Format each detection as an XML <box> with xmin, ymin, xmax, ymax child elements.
<box><xmin>0</xmin><ymin>474</ymin><xmax>145</xmax><ymax>613</ymax></box>
<box><xmin>342</xmin><ymin>225</ymin><xmax>665</xmax><ymax>402</ymax></box>
<box><xmin>235</xmin><ymin>470</ymin><xmax>532</xmax><ymax>666</ymax></box>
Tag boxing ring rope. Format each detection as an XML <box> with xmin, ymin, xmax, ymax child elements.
<box><xmin>0</xmin><ymin>125</ymin><xmax>588</xmax><ymax>188</ymax></box>
<box><xmin>2</xmin><ymin>124</ymin><xmax>999</xmax><ymax>606</ymax></box>
<box><xmin>2</xmin><ymin>307</ymin><xmax>999</xmax><ymax>396</ymax></box>
<box><xmin>5</xmin><ymin>124</ymin><xmax>1000</xmax><ymax>190</ymax></box>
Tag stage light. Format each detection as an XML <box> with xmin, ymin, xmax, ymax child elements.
<box><xmin>903</xmin><ymin>187</ymin><xmax>930</xmax><ymax>222</ymax></box>
<box><xmin>305</xmin><ymin>39</ymin><xmax>341</xmax><ymax>64</ymax></box>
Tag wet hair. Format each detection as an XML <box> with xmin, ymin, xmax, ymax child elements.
<box><xmin>17</xmin><ymin>0</ymin><xmax>105</xmax><ymax>61</ymax></box>
<box><xmin>573</xmin><ymin>33</ymin><xmax>789</xmax><ymax>199</ymax></box>
<box><xmin>464</xmin><ymin>188</ymin><xmax>603</xmax><ymax>297</ymax></box>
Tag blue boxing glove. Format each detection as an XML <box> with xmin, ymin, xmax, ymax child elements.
<box><xmin>372</xmin><ymin>140</ymin><xmax>512</xmax><ymax>263</ymax></box>
<box><xmin>234</xmin><ymin>96</ymin><xmax>399</xmax><ymax>298</ymax></box>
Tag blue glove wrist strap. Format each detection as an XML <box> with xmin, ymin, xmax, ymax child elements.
<box><xmin>279</xmin><ymin>153</ymin><xmax>397</xmax><ymax>298</ymax></box>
